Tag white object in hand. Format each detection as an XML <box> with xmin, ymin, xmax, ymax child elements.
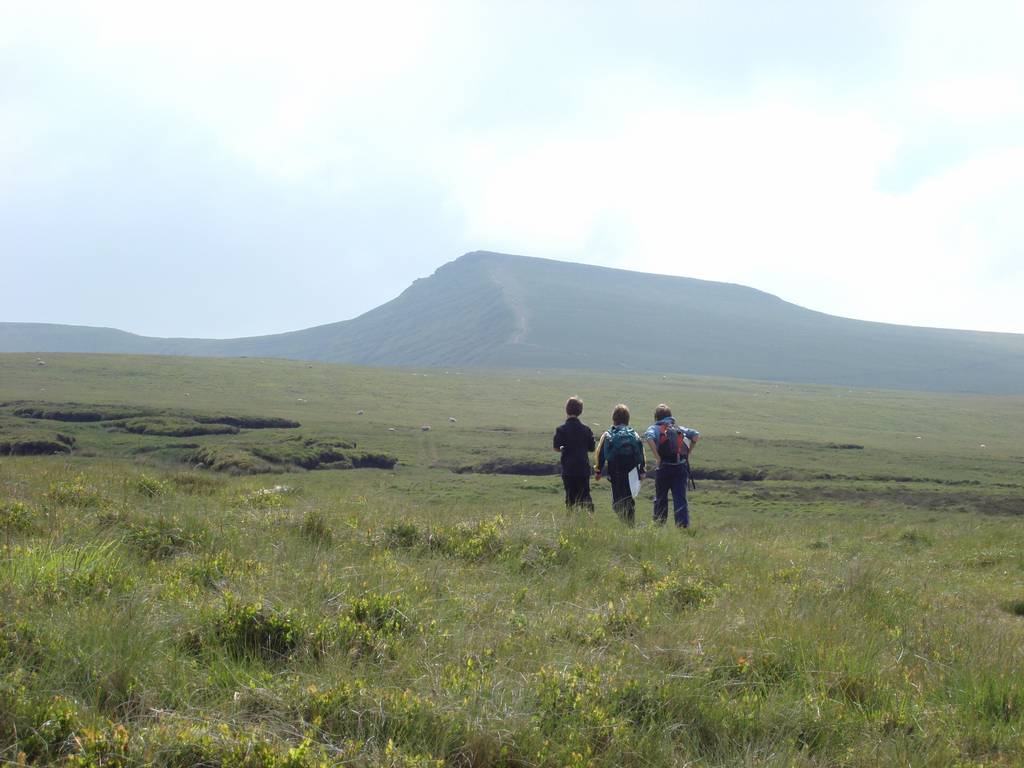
<box><xmin>628</xmin><ymin>468</ymin><xmax>641</xmax><ymax>499</ymax></box>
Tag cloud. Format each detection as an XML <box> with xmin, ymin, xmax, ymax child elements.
<box><xmin>1</xmin><ymin>0</ymin><xmax>1022</xmax><ymax>335</ymax></box>
<box><xmin>447</xmin><ymin>73</ymin><xmax>1024</xmax><ymax>332</ymax></box>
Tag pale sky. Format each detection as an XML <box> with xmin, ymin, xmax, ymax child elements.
<box><xmin>2</xmin><ymin>1</ymin><xmax>1023</xmax><ymax>338</ymax></box>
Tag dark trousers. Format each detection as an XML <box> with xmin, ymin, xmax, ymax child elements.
<box><xmin>608</xmin><ymin>471</ymin><xmax>635</xmax><ymax>525</ymax></box>
<box><xmin>562</xmin><ymin>475</ymin><xmax>594</xmax><ymax>512</ymax></box>
<box><xmin>653</xmin><ymin>463</ymin><xmax>689</xmax><ymax>527</ymax></box>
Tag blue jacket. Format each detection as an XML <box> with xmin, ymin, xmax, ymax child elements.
<box><xmin>643</xmin><ymin>417</ymin><xmax>699</xmax><ymax>465</ymax></box>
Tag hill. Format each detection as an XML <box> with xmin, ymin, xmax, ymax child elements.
<box><xmin>5</xmin><ymin>251</ymin><xmax>1024</xmax><ymax>392</ymax></box>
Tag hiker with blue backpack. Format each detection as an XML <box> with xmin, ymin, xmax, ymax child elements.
<box><xmin>594</xmin><ymin>404</ymin><xmax>646</xmax><ymax>526</ymax></box>
<box><xmin>643</xmin><ymin>404</ymin><xmax>700</xmax><ymax>528</ymax></box>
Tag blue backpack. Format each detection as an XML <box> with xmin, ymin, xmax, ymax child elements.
<box><xmin>604</xmin><ymin>425</ymin><xmax>639</xmax><ymax>465</ymax></box>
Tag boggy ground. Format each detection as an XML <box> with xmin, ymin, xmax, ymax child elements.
<box><xmin>1</xmin><ymin>353</ymin><xmax>1024</xmax><ymax>767</ymax></box>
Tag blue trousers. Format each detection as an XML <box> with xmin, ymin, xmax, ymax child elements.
<box><xmin>653</xmin><ymin>463</ymin><xmax>689</xmax><ymax>527</ymax></box>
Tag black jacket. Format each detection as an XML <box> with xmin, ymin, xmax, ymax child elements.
<box><xmin>553</xmin><ymin>417</ymin><xmax>596</xmax><ymax>477</ymax></box>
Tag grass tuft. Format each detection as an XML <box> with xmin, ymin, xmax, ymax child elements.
<box><xmin>298</xmin><ymin>509</ymin><xmax>333</xmax><ymax>544</ymax></box>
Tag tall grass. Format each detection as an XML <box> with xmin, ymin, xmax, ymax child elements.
<box><xmin>1</xmin><ymin>355</ymin><xmax>1024</xmax><ymax>765</ymax></box>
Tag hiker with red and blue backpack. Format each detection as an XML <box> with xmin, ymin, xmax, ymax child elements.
<box><xmin>643</xmin><ymin>404</ymin><xmax>700</xmax><ymax>528</ymax></box>
<box><xmin>594</xmin><ymin>404</ymin><xmax>646</xmax><ymax>526</ymax></box>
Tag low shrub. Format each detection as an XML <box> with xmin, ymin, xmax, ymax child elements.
<box><xmin>0</xmin><ymin>499</ymin><xmax>36</xmax><ymax>536</ymax></box>
<box><xmin>199</xmin><ymin>599</ymin><xmax>306</xmax><ymax>660</ymax></box>
<box><xmin>131</xmin><ymin>473</ymin><xmax>170</xmax><ymax>498</ymax></box>
<box><xmin>380</xmin><ymin>517</ymin><xmax>552</xmax><ymax>568</ymax></box>
<box><xmin>10</xmin><ymin>718</ymin><xmax>330</xmax><ymax>768</ymax></box>
<box><xmin>145</xmin><ymin>725</ymin><xmax>324</xmax><ymax>768</ymax></box>
<box><xmin>383</xmin><ymin>521</ymin><xmax>422</xmax><ymax>549</ymax></box>
<box><xmin>331</xmin><ymin>592</ymin><xmax>412</xmax><ymax>658</ymax></box>
<box><xmin>300</xmin><ymin>682</ymin><xmax>461</xmax><ymax>761</ymax></box>
<box><xmin>18</xmin><ymin>695</ymin><xmax>84</xmax><ymax>763</ymax></box>
<box><xmin>189</xmin><ymin>591</ymin><xmax>412</xmax><ymax>663</ymax></box>
<box><xmin>64</xmin><ymin>723</ymin><xmax>132</xmax><ymax>767</ymax></box>
<box><xmin>46</xmin><ymin>475</ymin><xmax>108</xmax><ymax>509</ymax></box>
<box><xmin>648</xmin><ymin>571</ymin><xmax>715</xmax><ymax>611</ymax></box>
<box><xmin>345</xmin><ymin>592</ymin><xmax>409</xmax><ymax>637</ymax></box>
<box><xmin>573</xmin><ymin>569</ymin><xmax>715</xmax><ymax>645</ymax></box>
<box><xmin>517</xmin><ymin>532</ymin><xmax>575</xmax><ymax>572</ymax></box>
<box><xmin>529</xmin><ymin>665</ymin><xmax>670</xmax><ymax>765</ymax></box>
<box><xmin>427</xmin><ymin>516</ymin><xmax>506</xmax><ymax>561</ymax></box>
<box><xmin>235</xmin><ymin>486</ymin><xmax>295</xmax><ymax>510</ymax></box>
<box><xmin>599</xmin><ymin>599</ymin><xmax>650</xmax><ymax>637</ymax></box>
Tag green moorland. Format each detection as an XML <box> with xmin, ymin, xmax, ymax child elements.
<box><xmin>2</xmin><ymin>352</ymin><xmax>1024</xmax><ymax>767</ymax></box>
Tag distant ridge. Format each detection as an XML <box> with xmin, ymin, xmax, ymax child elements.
<box><xmin>5</xmin><ymin>251</ymin><xmax>1024</xmax><ymax>393</ymax></box>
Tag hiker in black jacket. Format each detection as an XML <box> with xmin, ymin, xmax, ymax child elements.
<box><xmin>552</xmin><ymin>396</ymin><xmax>596</xmax><ymax>512</ymax></box>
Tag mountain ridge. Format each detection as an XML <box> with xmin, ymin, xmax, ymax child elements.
<box><xmin>4</xmin><ymin>251</ymin><xmax>1024</xmax><ymax>393</ymax></box>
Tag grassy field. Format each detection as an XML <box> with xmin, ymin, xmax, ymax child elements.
<box><xmin>2</xmin><ymin>353</ymin><xmax>1024</xmax><ymax>767</ymax></box>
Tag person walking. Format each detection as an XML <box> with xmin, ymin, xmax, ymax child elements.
<box><xmin>643</xmin><ymin>404</ymin><xmax>700</xmax><ymax>527</ymax></box>
<box><xmin>552</xmin><ymin>396</ymin><xmax>596</xmax><ymax>512</ymax></box>
<box><xmin>594</xmin><ymin>403</ymin><xmax>646</xmax><ymax>525</ymax></box>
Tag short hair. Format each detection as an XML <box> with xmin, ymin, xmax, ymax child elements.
<box><xmin>612</xmin><ymin>404</ymin><xmax>630</xmax><ymax>425</ymax></box>
<box><xmin>654</xmin><ymin>404</ymin><xmax>672</xmax><ymax>421</ymax></box>
<box><xmin>565</xmin><ymin>396</ymin><xmax>584</xmax><ymax>416</ymax></box>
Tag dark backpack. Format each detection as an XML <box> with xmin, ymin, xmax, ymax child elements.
<box><xmin>657</xmin><ymin>423</ymin><xmax>689</xmax><ymax>463</ymax></box>
<box><xmin>603</xmin><ymin>425</ymin><xmax>639</xmax><ymax>465</ymax></box>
